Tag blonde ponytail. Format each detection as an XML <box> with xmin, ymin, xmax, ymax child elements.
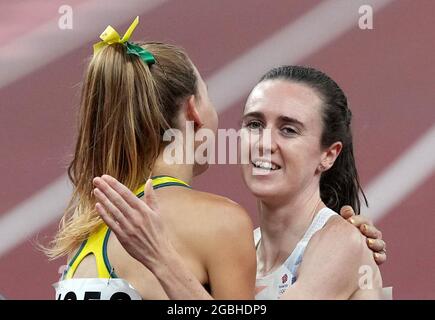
<box><xmin>45</xmin><ymin>41</ymin><xmax>197</xmax><ymax>259</ymax></box>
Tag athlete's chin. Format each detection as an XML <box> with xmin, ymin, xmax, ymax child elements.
<box><xmin>251</xmin><ymin>189</ymin><xmax>280</xmax><ymax>200</ymax></box>
<box><xmin>245</xmin><ymin>179</ymin><xmax>284</xmax><ymax>199</ymax></box>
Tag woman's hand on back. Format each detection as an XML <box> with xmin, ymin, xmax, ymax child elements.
<box><xmin>340</xmin><ymin>205</ymin><xmax>387</xmax><ymax>265</ymax></box>
<box><xmin>92</xmin><ymin>175</ymin><xmax>173</xmax><ymax>271</ymax></box>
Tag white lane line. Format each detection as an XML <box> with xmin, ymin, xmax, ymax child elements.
<box><xmin>209</xmin><ymin>0</ymin><xmax>396</xmax><ymax>112</ymax></box>
<box><xmin>0</xmin><ymin>0</ymin><xmax>168</xmax><ymax>89</ymax></box>
<box><xmin>365</xmin><ymin>124</ymin><xmax>435</xmax><ymax>222</ymax></box>
<box><xmin>0</xmin><ymin>175</ymin><xmax>71</xmax><ymax>256</ymax></box>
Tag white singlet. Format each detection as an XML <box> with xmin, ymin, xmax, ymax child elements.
<box><xmin>254</xmin><ymin>207</ymin><xmax>337</xmax><ymax>300</ymax></box>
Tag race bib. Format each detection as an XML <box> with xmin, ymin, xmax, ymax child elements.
<box><xmin>54</xmin><ymin>278</ymin><xmax>142</xmax><ymax>300</ymax></box>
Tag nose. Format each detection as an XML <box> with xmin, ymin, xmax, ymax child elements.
<box><xmin>253</xmin><ymin>128</ymin><xmax>278</xmax><ymax>157</ymax></box>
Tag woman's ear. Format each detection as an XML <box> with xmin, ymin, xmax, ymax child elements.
<box><xmin>318</xmin><ymin>141</ymin><xmax>343</xmax><ymax>172</ymax></box>
<box><xmin>185</xmin><ymin>95</ymin><xmax>203</xmax><ymax>131</ymax></box>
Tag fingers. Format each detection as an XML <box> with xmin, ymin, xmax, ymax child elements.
<box><xmin>93</xmin><ymin>188</ymin><xmax>129</xmax><ymax>226</ymax></box>
<box><xmin>144</xmin><ymin>178</ymin><xmax>159</xmax><ymax>211</ymax></box>
<box><xmin>360</xmin><ymin>223</ymin><xmax>382</xmax><ymax>240</ymax></box>
<box><xmin>93</xmin><ymin>176</ymin><xmax>134</xmax><ymax>218</ymax></box>
<box><xmin>367</xmin><ymin>238</ymin><xmax>387</xmax><ymax>266</ymax></box>
<box><xmin>100</xmin><ymin>175</ymin><xmax>142</xmax><ymax>209</ymax></box>
<box><xmin>367</xmin><ymin>238</ymin><xmax>386</xmax><ymax>252</ymax></box>
<box><xmin>374</xmin><ymin>252</ymin><xmax>387</xmax><ymax>265</ymax></box>
<box><xmin>96</xmin><ymin>202</ymin><xmax>125</xmax><ymax>237</ymax></box>
<box><xmin>347</xmin><ymin>215</ymin><xmax>373</xmax><ymax>228</ymax></box>
<box><xmin>340</xmin><ymin>205</ymin><xmax>355</xmax><ymax>219</ymax></box>
<box><xmin>93</xmin><ymin>174</ymin><xmax>157</xmax><ymax>223</ymax></box>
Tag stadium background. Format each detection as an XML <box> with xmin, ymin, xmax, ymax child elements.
<box><xmin>0</xmin><ymin>0</ymin><xmax>434</xmax><ymax>299</ymax></box>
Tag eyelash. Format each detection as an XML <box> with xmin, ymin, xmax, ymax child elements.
<box><xmin>281</xmin><ymin>127</ymin><xmax>297</xmax><ymax>136</ymax></box>
<box><xmin>244</xmin><ymin>121</ymin><xmax>298</xmax><ymax>136</ymax></box>
<box><xmin>244</xmin><ymin>120</ymin><xmax>264</xmax><ymax>130</ymax></box>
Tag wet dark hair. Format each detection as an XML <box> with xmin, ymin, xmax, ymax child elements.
<box><xmin>259</xmin><ymin>65</ymin><xmax>368</xmax><ymax>214</ymax></box>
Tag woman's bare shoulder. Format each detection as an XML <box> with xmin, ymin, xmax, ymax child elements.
<box><xmin>304</xmin><ymin>213</ymin><xmax>381</xmax><ymax>282</ymax></box>
<box><xmin>290</xmin><ymin>213</ymin><xmax>382</xmax><ymax>299</ymax></box>
<box><xmin>307</xmin><ymin>214</ymin><xmax>368</xmax><ymax>259</ymax></box>
<box><xmin>177</xmin><ymin>189</ymin><xmax>253</xmax><ymax>227</ymax></box>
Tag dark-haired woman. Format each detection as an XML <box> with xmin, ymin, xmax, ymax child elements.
<box><xmin>244</xmin><ymin>66</ymin><xmax>382</xmax><ymax>299</ymax></box>
<box><xmin>94</xmin><ymin>65</ymin><xmax>386</xmax><ymax>299</ymax></box>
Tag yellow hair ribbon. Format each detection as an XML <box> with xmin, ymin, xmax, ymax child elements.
<box><xmin>93</xmin><ymin>16</ymin><xmax>139</xmax><ymax>55</ymax></box>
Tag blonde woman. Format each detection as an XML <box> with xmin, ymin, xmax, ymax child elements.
<box><xmin>47</xmin><ymin>18</ymin><xmax>256</xmax><ymax>300</ymax></box>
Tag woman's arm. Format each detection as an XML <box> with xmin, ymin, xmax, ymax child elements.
<box><xmin>93</xmin><ymin>175</ymin><xmax>213</xmax><ymax>299</ymax></box>
<box><xmin>92</xmin><ymin>175</ymin><xmax>255</xmax><ymax>299</ymax></box>
<box><xmin>199</xmin><ymin>200</ymin><xmax>256</xmax><ymax>299</ymax></box>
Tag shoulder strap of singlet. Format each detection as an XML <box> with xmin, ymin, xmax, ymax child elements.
<box><xmin>135</xmin><ymin>175</ymin><xmax>191</xmax><ymax>198</ymax></box>
<box><xmin>63</xmin><ymin>175</ymin><xmax>191</xmax><ymax>280</ymax></box>
<box><xmin>283</xmin><ymin>207</ymin><xmax>337</xmax><ymax>274</ymax></box>
<box><xmin>63</xmin><ymin>223</ymin><xmax>112</xmax><ymax>280</ymax></box>
<box><xmin>254</xmin><ymin>227</ymin><xmax>261</xmax><ymax>248</ymax></box>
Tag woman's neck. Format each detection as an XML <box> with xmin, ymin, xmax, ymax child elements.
<box><xmin>151</xmin><ymin>152</ymin><xmax>195</xmax><ymax>185</ymax></box>
<box><xmin>257</xmin><ymin>185</ymin><xmax>325</xmax><ymax>275</ymax></box>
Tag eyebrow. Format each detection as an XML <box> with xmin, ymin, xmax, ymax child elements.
<box><xmin>242</xmin><ymin>112</ymin><xmax>265</xmax><ymax>121</ymax></box>
<box><xmin>278</xmin><ymin>116</ymin><xmax>305</xmax><ymax>129</ymax></box>
<box><xmin>242</xmin><ymin>112</ymin><xmax>305</xmax><ymax>129</ymax></box>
